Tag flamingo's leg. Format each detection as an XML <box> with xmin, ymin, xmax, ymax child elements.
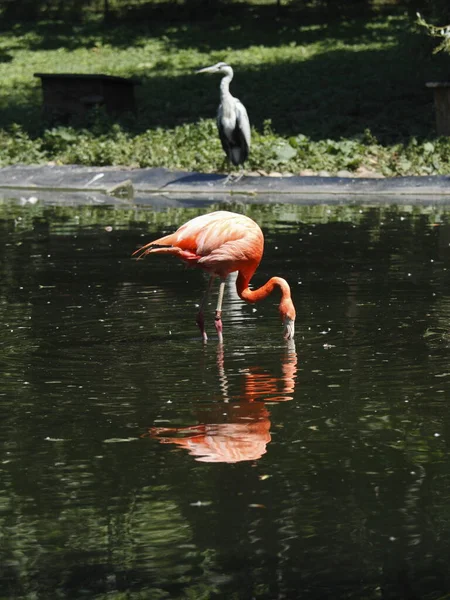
<box><xmin>196</xmin><ymin>276</ymin><xmax>214</xmax><ymax>343</ymax></box>
<box><xmin>214</xmin><ymin>280</ymin><xmax>226</xmax><ymax>345</ymax></box>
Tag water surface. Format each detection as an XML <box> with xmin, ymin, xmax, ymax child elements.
<box><xmin>1</xmin><ymin>199</ymin><xmax>450</xmax><ymax>599</ymax></box>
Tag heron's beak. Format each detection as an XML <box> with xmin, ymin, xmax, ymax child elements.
<box><xmin>283</xmin><ymin>317</ymin><xmax>295</xmax><ymax>341</ymax></box>
<box><xmin>196</xmin><ymin>66</ymin><xmax>216</xmax><ymax>74</ymax></box>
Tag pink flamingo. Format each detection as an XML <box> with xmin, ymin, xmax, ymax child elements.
<box><xmin>132</xmin><ymin>210</ymin><xmax>295</xmax><ymax>343</ymax></box>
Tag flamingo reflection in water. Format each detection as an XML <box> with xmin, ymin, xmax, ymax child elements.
<box><xmin>144</xmin><ymin>344</ymin><xmax>297</xmax><ymax>463</ymax></box>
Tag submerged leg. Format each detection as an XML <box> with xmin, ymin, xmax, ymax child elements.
<box><xmin>214</xmin><ymin>280</ymin><xmax>226</xmax><ymax>344</ymax></box>
<box><xmin>196</xmin><ymin>276</ymin><xmax>214</xmax><ymax>343</ymax></box>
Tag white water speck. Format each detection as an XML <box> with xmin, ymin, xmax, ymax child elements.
<box><xmin>103</xmin><ymin>437</ymin><xmax>138</xmax><ymax>443</ymax></box>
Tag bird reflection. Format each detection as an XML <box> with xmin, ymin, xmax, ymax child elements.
<box><xmin>145</xmin><ymin>344</ymin><xmax>297</xmax><ymax>463</ymax></box>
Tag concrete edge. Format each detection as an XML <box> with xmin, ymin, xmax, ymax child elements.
<box><xmin>0</xmin><ymin>164</ymin><xmax>449</xmax><ymax>200</ymax></box>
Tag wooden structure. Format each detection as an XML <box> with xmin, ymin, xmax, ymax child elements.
<box><xmin>34</xmin><ymin>73</ymin><xmax>140</xmax><ymax>123</ymax></box>
<box><xmin>426</xmin><ymin>81</ymin><xmax>450</xmax><ymax>136</ymax></box>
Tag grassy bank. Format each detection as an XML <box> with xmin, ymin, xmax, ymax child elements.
<box><xmin>0</xmin><ymin>14</ymin><xmax>449</xmax><ymax>176</ymax></box>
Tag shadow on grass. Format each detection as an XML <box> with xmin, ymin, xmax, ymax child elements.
<box><xmin>9</xmin><ymin>55</ymin><xmax>447</xmax><ymax>143</ymax></box>
<box><xmin>0</xmin><ymin>2</ymin><xmax>430</xmax><ymax>55</ymax></box>
<box><xmin>0</xmin><ymin>4</ymin><xmax>415</xmax><ymax>52</ymax></box>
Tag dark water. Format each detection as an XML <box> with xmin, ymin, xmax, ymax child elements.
<box><xmin>1</xmin><ymin>199</ymin><xmax>450</xmax><ymax>599</ymax></box>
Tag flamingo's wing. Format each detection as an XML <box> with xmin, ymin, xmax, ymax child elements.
<box><xmin>177</xmin><ymin>212</ymin><xmax>262</xmax><ymax>275</ymax></box>
<box><xmin>175</xmin><ymin>212</ymin><xmax>257</xmax><ymax>252</ymax></box>
<box><xmin>197</xmin><ymin>236</ymin><xmax>259</xmax><ymax>274</ymax></box>
<box><xmin>133</xmin><ymin>211</ymin><xmax>262</xmax><ymax>274</ymax></box>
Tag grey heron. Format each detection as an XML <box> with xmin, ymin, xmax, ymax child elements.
<box><xmin>196</xmin><ymin>62</ymin><xmax>251</xmax><ymax>170</ymax></box>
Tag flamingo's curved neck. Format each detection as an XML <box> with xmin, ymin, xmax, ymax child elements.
<box><xmin>236</xmin><ymin>271</ymin><xmax>292</xmax><ymax>305</ymax></box>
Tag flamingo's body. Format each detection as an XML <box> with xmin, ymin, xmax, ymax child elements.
<box><xmin>132</xmin><ymin>210</ymin><xmax>295</xmax><ymax>342</ymax></box>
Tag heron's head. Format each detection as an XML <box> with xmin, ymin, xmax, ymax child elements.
<box><xmin>279</xmin><ymin>298</ymin><xmax>296</xmax><ymax>341</ymax></box>
<box><xmin>196</xmin><ymin>62</ymin><xmax>233</xmax><ymax>77</ymax></box>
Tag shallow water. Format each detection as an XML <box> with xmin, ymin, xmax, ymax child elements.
<box><xmin>1</xmin><ymin>199</ymin><xmax>450</xmax><ymax>599</ymax></box>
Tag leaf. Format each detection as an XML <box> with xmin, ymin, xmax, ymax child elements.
<box><xmin>273</xmin><ymin>142</ymin><xmax>297</xmax><ymax>164</ymax></box>
<box><xmin>398</xmin><ymin>159</ymin><xmax>412</xmax><ymax>172</ymax></box>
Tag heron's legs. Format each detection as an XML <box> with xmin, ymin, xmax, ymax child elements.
<box><xmin>214</xmin><ymin>280</ymin><xmax>226</xmax><ymax>345</ymax></box>
<box><xmin>196</xmin><ymin>276</ymin><xmax>214</xmax><ymax>343</ymax></box>
<box><xmin>231</xmin><ymin>167</ymin><xmax>245</xmax><ymax>184</ymax></box>
<box><xmin>222</xmin><ymin>166</ymin><xmax>245</xmax><ymax>186</ymax></box>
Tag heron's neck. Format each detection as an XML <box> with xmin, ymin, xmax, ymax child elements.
<box><xmin>220</xmin><ymin>71</ymin><xmax>234</xmax><ymax>101</ymax></box>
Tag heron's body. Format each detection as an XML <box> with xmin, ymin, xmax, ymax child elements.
<box><xmin>197</xmin><ymin>62</ymin><xmax>250</xmax><ymax>167</ymax></box>
<box><xmin>133</xmin><ymin>211</ymin><xmax>295</xmax><ymax>342</ymax></box>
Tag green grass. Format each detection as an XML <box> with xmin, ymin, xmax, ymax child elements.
<box><xmin>0</xmin><ymin>13</ymin><xmax>449</xmax><ymax>176</ymax></box>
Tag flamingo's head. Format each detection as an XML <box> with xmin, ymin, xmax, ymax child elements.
<box><xmin>280</xmin><ymin>298</ymin><xmax>296</xmax><ymax>340</ymax></box>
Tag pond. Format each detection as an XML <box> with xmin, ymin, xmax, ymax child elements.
<box><xmin>1</xmin><ymin>197</ymin><xmax>450</xmax><ymax>599</ymax></box>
